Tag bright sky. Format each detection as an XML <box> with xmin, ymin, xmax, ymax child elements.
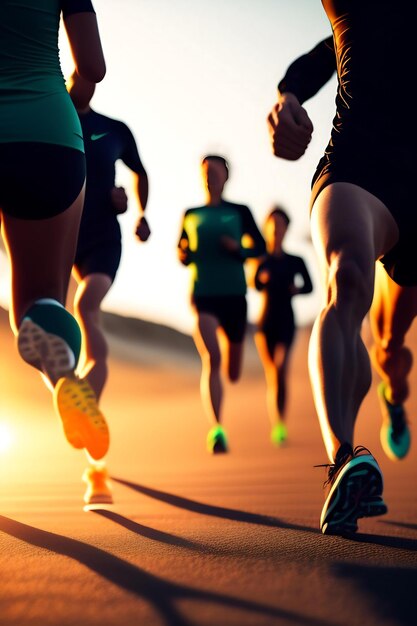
<box><xmin>0</xmin><ymin>0</ymin><xmax>337</xmax><ymax>334</ymax></box>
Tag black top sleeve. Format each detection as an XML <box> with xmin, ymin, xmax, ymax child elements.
<box><xmin>278</xmin><ymin>36</ymin><xmax>335</xmax><ymax>104</ymax></box>
<box><xmin>118</xmin><ymin>123</ymin><xmax>147</xmax><ymax>175</ymax></box>
<box><xmin>61</xmin><ymin>0</ymin><xmax>95</xmax><ymax>18</ymax></box>
<box><xmin>238</xmin><ymin>205</ymin><xmax>266</xmax><ymax>259</ymax></box>
<box><xmin>295</xmin><ymin>257</ymin><xmax>313</xmax><ymax>294</ymax></box>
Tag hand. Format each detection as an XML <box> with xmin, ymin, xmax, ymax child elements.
<box><xmin>257</xmin><ymin>269</ymin><xmax>271</xmax><ymax>285</ymax></box>
<box><xmin>267</xmin><ymin>92</ymin><xmax>313</xmax><ymax>160</ymax></box>
<box><xmin>220</xmin><ymin>235</ymin><xmax>240</xmax><ymax>254</ymax></box>
<box><xmin>111</xmin><ymin>186</ymin><xmax>128</xmax><ymax>214</ymax></box>
<box><xmin>135</xmin><ymin>215</ymin><xmax>151</xmax><ymax>242</ymax></box>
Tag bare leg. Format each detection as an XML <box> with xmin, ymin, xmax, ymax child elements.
<box><xmin>370</xmin><ymin>263</ymin><xmax>416</xmax><ymax>404</ymax></box>
<box><xmin>193</xmin><ymin>312</ymin><xmax>222</xmax><ymax>424</ymax></box>
<box><xmin>309</xmin><ymin>183</ymin><xmax>399</xmax><ymax>462</ymax></box>
<box><xmin>255</xmin><ymin>333</ymin><xmax>288</xmax><ymax>422</ymax></box>
<box><xmin>73</xmin><ymin>272</ymin><xmax>113</xmax><ymax>401</ymax></box>
<box><xmin>1</xmin><ymin>184</ymin><xmax>84</xmax><ymax>332</ymax></box>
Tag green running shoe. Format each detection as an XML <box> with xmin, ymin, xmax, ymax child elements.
<box><xmin>270</xmin><ymin>422</ymin><xmax>287</xmax><ymax>446</ymax></box>
<box><xmin>378</xmin><ymin>381</ymin><xmax>411</xmax><ymax>461</ymax></box>
<box><xmin>207</xmin><ymin>425</ymin><xmax>228</xmax><ymax>454</ymax></box>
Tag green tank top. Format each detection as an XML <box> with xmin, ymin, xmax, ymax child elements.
<box><xmin>0</xmin><ymin>0</ymin><xmax>83</xmax><ymax>151</ymax></box>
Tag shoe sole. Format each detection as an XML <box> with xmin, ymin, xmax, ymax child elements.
<box><xmin>18</xmin><ymin>319</ymin><xmax>75</xmax><ymax>384</ymax></box>
<box><xmin>320</xmin><ymin>455</ymin><xmax>387</xmax><ymax>535</ymax></box>
<box><xmin>54</xmin><ymin>377</ymin><xmax>110</xmax><ymax>460</ymax></box>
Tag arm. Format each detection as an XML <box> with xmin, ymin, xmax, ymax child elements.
<box><xmin>292</xmin><ymin>258</ymin><xmax>313</xmax><ymax>295</ymax></box>
<box><xmin>268</xmin><ymin>37</ymin><xmax>335</xmax><ymax>160</ymax></box>
<box><xmin>238</xmin><ymin>206</ymin><xmax>266</xmax><ymax>260</ymax></box>
<box><xmin>177</xmin><ymin>217</ymin><xmax>193</xmax><ymax>266</ymax></box>
<box><xmin>62</xmin><ymin>1</ymin><xmax>106</xmax><ymax>83</ymax></box>
<box><xmin>277</xmin><ymin>37</ymin><xmax>336</xmax><ymax>105</ymax></box>
<box><xmin>118</xmin><ymin>123</ymin><xmax>150</xmax><ymax>242</ymax></box>
<box><xmin>254</xmin><ymin>258</ymin><xmax>270</xmax><ymax>291</ymax></box>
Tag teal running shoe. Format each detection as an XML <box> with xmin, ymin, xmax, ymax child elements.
<box><xmin>271</xmin><ymin>422</ymin><xmax>287</xmax><ymax>446</ymax></box>
<box><xmin>319</xmin><ymin>444</ymin><xmax>387</xmax><ymax>536</ymax></box>
<box><xmin>207</xmin><ymin>425</ymin><xmax>228</xmax><ymax>454</ymax></box>
<box><xmin>378</xmin><ymin>381</ymin><xmax>411</xmax><ymax>461</ymax></box>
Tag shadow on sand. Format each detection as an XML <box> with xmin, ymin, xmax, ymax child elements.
<box><xmin>332</xmin><ymin>561</ymin><xmax>417</xmax><ymax>626</ymax></box>
<box><xmin>0</xmin><ymin>514</ymin><xmax>329</xmax><ymax>626</ymax></box>
<box><xmin>111</xmin><ymin>477</ymin><xmax>318</xmax><ymax>534</ymax></box>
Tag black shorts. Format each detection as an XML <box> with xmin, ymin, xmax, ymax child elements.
<box><xmin>74</xmin><ymin>239</ymin><xmax>122</xmax><ymax>281</ymax></box>
<box><xmin>259</xmin><ymin>320</ymin><xmax>295</xmax><ymax>357</ymax></box>
<box><xmin>192</xmin><ymin>295</ymin><xmax>247</xmax><ymax>343</ymax></box>
<box><xmin>0</xmin><ymin>142</ymin><xmax>85</xmax><ymax>219</ymax></box>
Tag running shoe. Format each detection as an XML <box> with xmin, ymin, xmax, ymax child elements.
<box><xmin>270</xmin><ymin>422</ymin><xmax>287</xmax><ymax>446</ymax></box>
<box><xmin>54</xmin><ymin>377</ymin><xmax>110</xmax><ymax>460</ymax></box>
<box><xmin>82</xmin><ymin>464</ymin><xmax>113</xmax><ymax>505</ymax></box>
<box><xmin>207</xmin><ymin>425</ymin><xmax>228</xmax><ymax>454</ymax></box>
<box><xmin>378</xmin><ymin>381</ymin><xmax>411</xmax><ymax>461</ymax></box>
<box><xmin>319</xmin><ymin>443</ymin><xmax>387</xmax><ymax>535</ymax></box>
<box><xmin>18</xmin><ymin>317</ymin><xmax>76</xmax><ymax>384</ymax></box>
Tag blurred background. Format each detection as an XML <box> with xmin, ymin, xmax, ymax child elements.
<box><xmin>0</xmin><ymin>0</ymin><xmax>337</xmax><ymax>334</ymax></box>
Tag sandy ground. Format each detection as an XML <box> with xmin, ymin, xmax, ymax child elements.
<box><xmin>0</xmin><ymin>304</ymin><xmax>416</xmax><ymax>626</ymax></box>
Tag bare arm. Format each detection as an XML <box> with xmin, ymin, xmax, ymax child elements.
<box><xmin>133</xmin><ymin>171</ymin><xmax>151</xmax><ymax>242</ymax></box>
<box><xmin>64</xmin><ymin>12</ymin><xmax>106</xmax><ymax>82</ymax></box>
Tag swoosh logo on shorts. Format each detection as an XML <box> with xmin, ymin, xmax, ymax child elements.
<box><xmin>90</xmin><ymin>132</ymin><xmax>109</xmax><ymax>141</ymax></box>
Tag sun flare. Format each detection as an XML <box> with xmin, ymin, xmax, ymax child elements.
<box><xmin>0</xmin><ymin>422</ymin><xmax>14</xmax><ymax>453</ymax></box>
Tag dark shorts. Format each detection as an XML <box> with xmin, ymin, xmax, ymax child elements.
<box><xmin>74</xmin><ymin>239</ymin><xmax>122</xmax><ymax>281</ymax></box>
<box><xmin>192</xmin><ymin>295</ymin><xmax>247</xmax><ymax>343</ymax></box>
<box><xmin>258</xmin><ymin>320</ymin><xmax>295</xmax><ymax>358</ymax></box>
<box><xmin>0</xmin><ymin>142</ymin><xmax>85</xmax><ymax>219</ymax></box>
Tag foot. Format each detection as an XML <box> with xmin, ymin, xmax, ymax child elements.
<box><xmin>54</xmin><ymin>377</ymin><xmax>110</xmax><ymax>460</ymax></box>
<box><xmin>270</xmin><ymin>422</ymin><xmax>287</xmax><ymax>446</ymax></box>
<box><xmin>18</xmin><ymin>318</ymin><xmax>76</xmax><ymax>385</ymax></box>
<box><xmin>207</xmin><ymin>425</ymin><xmax>228</xmax><ymax>454</ymax></box>
<box><xmin>82</xmin><ymin>464</ymin><xmax>113</xmax><ymax>505</ymax></box>
<box><xmin>319</xmin><ymin>444</ymin><xmax>387</xmax><ymax>536</ymax></box>
<box><xmin>378</xmin><ymin>382</ymin><xmax>411</xmax><ymax>461</ymax></box>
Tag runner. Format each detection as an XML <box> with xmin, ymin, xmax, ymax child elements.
<box><xmin>67</xmin><ymin>71</ymin><xmax>150</xmax><ymax>504</ymax></box>
<box><xmin>254</xmin><ymin>206</ymin><xmax>313</xmax><ymax>446</ymax></box>
<box><xmin>178</xmin><ymin>155</ymin><xmax>265</xmax><ymax>453</ymax></box>
<box><xmin>0</xmin><ymin>1</ymin><xmax>109</xmax><ymax>463</ymax></box>
<box><xmin>268</xmin><ymin>2</ymin><xmax>415</xmax><ymax>534</ymax></box>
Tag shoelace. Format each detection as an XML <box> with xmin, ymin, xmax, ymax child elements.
<box><xmin>314</xmin><ymin>444</ymin><xmax>373</xmax><ymax>487</ymax></box>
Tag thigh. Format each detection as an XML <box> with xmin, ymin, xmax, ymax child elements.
<box><xmin>193</xmin><ymin>311</ymin><xmax>221</xmax><ymax>362</ymax></box>
<box><xmin>371</xmin><ymin>262</ymin><xmax>417</xmax><ymax>345</ymax></box>
<box><xmin>311</xmin><ymin>182</ymin><xmax>399</xmax><ymax>280</ymax></box>
<box><xmin>2</xmin><ymin>185</ymin><xmax>85</xmax><ymax>330</ymax></box>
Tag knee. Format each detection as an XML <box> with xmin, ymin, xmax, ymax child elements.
<box><xmin>202</xmin><ymin>351</ymin><xmax>221</xmax><ymax>371</ymax></box>
<box><xmin>331</xmin><ymin>258</ymin><xmax>373</xmax><ymax>313</ymax></box>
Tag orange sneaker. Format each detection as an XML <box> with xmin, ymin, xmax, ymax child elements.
<box><xmin>54</xmin><ymin>377</ymin><xmax>109</xmax><ymax>460</ymax></box>
<box><xmin>82</xmin><ymin>464</ymin><xmax>113</xmax><ymax>505</ymax></box>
